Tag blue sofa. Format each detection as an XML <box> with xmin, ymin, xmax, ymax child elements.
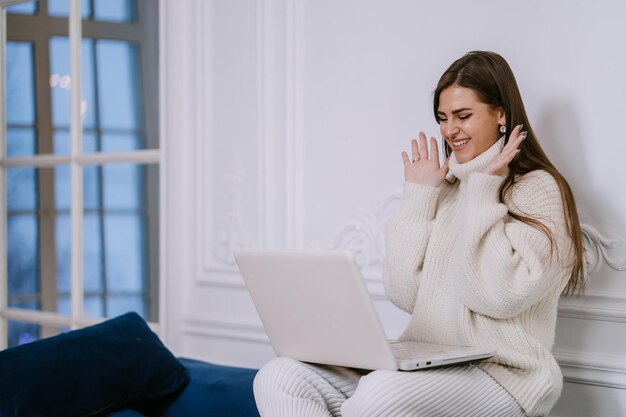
<box><xmin>0</xmin><ymin>313</ymin><xmax>261</xmax><ymax>417</ymax></box>
<box><xmin>108</xmin><ymin>358</ymin><xmax>260</xmax><ymax>417</ymax></box>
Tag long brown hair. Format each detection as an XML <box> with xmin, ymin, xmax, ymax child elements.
<box><xmin>433</xmin><ymin>51</ymin><xmax>584</xmax><ymax>295</ymax></box>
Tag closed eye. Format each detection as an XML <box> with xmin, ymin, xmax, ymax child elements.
<box><xmin>437</xmin><ymin>113</ymin><xmax>471</xmax><ymax>123</ymax></box>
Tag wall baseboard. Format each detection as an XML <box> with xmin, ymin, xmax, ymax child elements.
<box><xmin>554</xmin><ymin>349</ymin><xmax>626</xmax><ymax>389</ymax></box>
<box><xmin>184</xmin><ymin>317</ymin><xmax>626</xmax><ymax>390</ymax></box>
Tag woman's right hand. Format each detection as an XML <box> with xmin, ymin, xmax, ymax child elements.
<box><xmin>401</xmin><ymin>132</ymin><xmax>449</xmax><ymax>187</ymax></box>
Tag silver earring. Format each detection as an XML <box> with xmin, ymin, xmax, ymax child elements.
<box><xmin>499</xmin><ymin>125</ymin><xmax>506</xmax><ymax>134</ymax></box>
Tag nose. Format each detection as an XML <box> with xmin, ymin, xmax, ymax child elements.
<box><xmin>444</xmin><ymin>119</ymin><xmax>460</xmax><ymax>138</ymax></box>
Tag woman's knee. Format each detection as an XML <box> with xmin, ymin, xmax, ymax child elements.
<box><xmin>255</xmin><ymin>358</ymin><xmax>356</xmax><ymax>417</ymax></box>
<box><xmin>254</xmin><ymin>357</ymin><xmax>309</xmax><ymax>397</ymax></box>
<box><xmin>341</xmin><ymin>370</ymin><xmax>401</xmax><ymax>417</ymax></box>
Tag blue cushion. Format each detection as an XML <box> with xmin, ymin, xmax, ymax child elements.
<box><xmin>106</xmin><ymin>411</ymin><xmax>147</xmax><ymax>417</ymax></box>
<box><xmin>135</xmin><ymin>358</ymin><xmax>260</xmax><ymax>417</ymax></box>
<box><xmin>0</xmin><ymin>312</ymin><xmax>189</xmax><ymax>417</ymax></box>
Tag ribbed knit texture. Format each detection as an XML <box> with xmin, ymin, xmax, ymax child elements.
<box><xmin>254</xmin><ymin>357</ymin><xmax>526</xmax><ymax>417</ymax></box>
<box><xmin>384</xmin><ymin>138</ymin><xmax>574</xmax><ymax>417</ymax></box>
<box><xmin>254</xmin><ymin>358</ymin><xmax>363</xmax><ymax>417</ymax></box>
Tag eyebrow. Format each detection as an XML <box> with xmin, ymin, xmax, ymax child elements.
<box><xmin>437</xmin><ymin>107</ymin><xmax>473</xmax><ymax>116</ymax></box>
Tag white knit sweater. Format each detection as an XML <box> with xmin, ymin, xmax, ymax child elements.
<box><xmin>384</xmin><ymin>138</ymin><xmax>574</xmax><ymax>417</ymax></box>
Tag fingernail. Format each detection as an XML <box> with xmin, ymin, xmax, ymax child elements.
<box><xmin>519</xmin><ymin>124</ymin><xmax>524</xmax><ymax>130</ymax></box>
<box><xmin>521</xmin><ymin>131</ymin><xmax>527</xmax><ymax>139</ymax></box>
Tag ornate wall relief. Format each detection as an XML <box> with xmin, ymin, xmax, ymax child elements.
<box><xmin>212</xmin><ymin>149</ymin><xmax>253</xmax><ymax>268</ymax></box>
<box><xmin>581</xmin><ymin>223</ymin><xmax>626</xmax><ymax>276</ymax></box>
<box><xmin>327</xmin><ymin>193</ymin><xmax>626</xmax><ymax>281</ymax></box>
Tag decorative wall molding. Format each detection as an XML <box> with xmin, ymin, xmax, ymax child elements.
<box><xmin>193</xmin><ymin>0</ymin><xmax>236</xmax><ymax>279</ymax></box>
<box><xmin>326</xmin><ymin>192</ymin><xmax>401</xmax><ymax>271</ymax></box>
<box><xmin>161</xmin><ymin>0</ymin><xmax>213</xmax><ymax>349</ymax></box>
<box><xmin>557</xmin><ymin>294</ymin><xmax>626</xmax><ymax>323</ymax></box>
<box><xmin>192</xmin><ymin>269</ymin><xmax>626</xmax><ymax>324</ymax></box>
<box><xmin>199</xmin><ymin>0</ymin><xmax>263</xmax><ymax>274</ymax></box>
<box><xmin>199</xmin><ymin>185</ymin><xmax>626</xmax><ymax>313</ymax></box>
<box><xmin>211</xmin><ymin>148</ymin><xmax>253</xmax><ymax>269</ymax></box>
<box><xmin>581</xmin><ymin>223</ymin><xmax>626</xmax><ymax>276</ymax></box>
<box><xmin>182</xmin><ymin>317</ymin><xmax>269</xmax><ymax>345</ymax></box>
<box><xmin>326</xmin><ymin>195</ymin><xmax>626</xmax><ymax>281</ymax></box>
<box><xmin>197</xmin><ymin>267</ymin><xmax>247</xmax><ymax>289</ymax></box>
<box><xmin>554</xmin><ymin>349</ymin><xmax>626</xmax><ymax>389</ymax></box>
<box><xmin>199</xmin><ymin>0</ymin><xmax>302</xmax><ymax>276</ymax></box>
<box><xmin>285</xmin><ymin>0</ymin><xmax>303</xmax><ymax>249</ymax></box>
<box><xmin>320</xmin><ymin>193</ymin><xmax>626</xmax><ymax>323</ymax></box>
<box><xmin>183</xmin><ymin>317</ymin><xmax>626</xmax><ymax>390</ymax></box>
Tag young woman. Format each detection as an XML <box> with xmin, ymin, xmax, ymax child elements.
<box><xmin>253</xmin><ymin>51</ymin><xmax>584</xmax><ymax>417</ymax></box>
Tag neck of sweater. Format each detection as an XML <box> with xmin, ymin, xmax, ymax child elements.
<box><xmin>448</xmin><ymin>136</ymin><xmax>505</xmax><ymax>183</ymax></box>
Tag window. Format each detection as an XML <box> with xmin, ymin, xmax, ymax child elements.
<box><xmin>0</xmin><ymin>0</ymin><xmax>159</xmax><ymax>348</ymax></box>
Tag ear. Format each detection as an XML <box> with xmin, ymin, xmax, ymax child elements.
<box><xmin>496</xmin><ymin>106</ymin><xmax>506</xmax><ymax>126</ymax></box>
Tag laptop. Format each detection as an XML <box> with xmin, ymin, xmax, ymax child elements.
<box><xmin>234</xmin><ymin>249</ymin><xmax>495</xmax><ymax>371</ymax></box>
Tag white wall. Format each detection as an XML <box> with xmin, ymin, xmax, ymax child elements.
<box><xmin>160</xmin><ymin>1</ymin><xmax>626</xmax><ymax>415</ymax></box>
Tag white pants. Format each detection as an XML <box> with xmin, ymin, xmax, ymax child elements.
<box><xmin>254</xmin><ymin>357</ymin><xmax>527</xmax><ymax>417</ymax></box>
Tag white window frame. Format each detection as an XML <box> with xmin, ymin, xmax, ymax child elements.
<box><xmin>0</xmin><ymin>0</ymin><xmax>161</xmax><ymax>349</ymax></box>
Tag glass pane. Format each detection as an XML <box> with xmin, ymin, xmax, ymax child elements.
<box><xmin>59</xmin><ymin>295</ymin><xmax>104</xmax><ymax>318</ymax></box>
<box><xmin>101</xmin><ymin>132</ymin><xmax>142</xmax><ymax>152</ymax></box>
<box><xmin>7</xmin><ymin>128</ymin><xmax>36</xmax><ymax>157</ymax></box>
<box><xmin>49</xmin><ymin>36</ymin><xmax>95</xmax><ymax>130</ymax></box>
<box><xmin>78</xmin><ymin>163</ymin><xmax>158</xmax><ymax>321</ymax></box>
<box><xmin>57</xmin><ymin>295</ymin><xmax>70</xmax><ymax>314</ymax></box>
<box><xmin>54</xmin><ymin>215</ymin><xmax>105</xmax><ymax>302</ymax></box>
<box><xmin>8</xmin><ymin>167</ymin><xmax>70</xmax><ymax>314</ymax></box>
<box><xmin>104</xmin><ymin>213</ymin><xmax>145</xmax><ymax>293</ymax></box>
<box><xmin>6</xmin><ymin>41</ymin><xmax>35</xmax><ymax>126</ymax></box>
<box><xmin>7</xmin><ymin>167</ymin><xmax>37</xmax><ymax>211</ymax></box>
<box><xmin>103</xmin><ymin>163</ymin><xmax>144</xmax><ymax>209</ymax></box>
<box><xmin>53</xmin><ymin>164</ymin><xmax>70</xmax><ymax>210</ymax></box>
<box><xmin>8</xmin><ymin>321</ymin><xmax>40</xmax><ymax>348</ymax></box>
<box><xmin>107</xmin><ymin>295</ymin><xmax>145</xmax><ymax>318</ymax></box>
<box><xmin>48</xmin><ymin>0</ymin><xmax>91</xmax><ymax>18</ymax></box>
<box><xmin>94</xmin><ymin>0</ymin><xmax>136</xmax><ymax>22</ymax></box>
<box><xmin>83</xmin><ymin>165</ymin><xmax>101</xmax><ymax>209</ymax></box>
<box><xmin>83</xmin><ymin>213</ymin><xmax>104</xmax><ymax>293</ymax></box>
<box><xmin>84</xmin><ymin>296</ymin><xmax>104</xmax><ymax>317</ymax></box>
<box><xmin>57</xmin><ymin>298</ymin><xmax>106</xmax><ymax>319</ymax></box>
<box><xmin>8</xmin><ymin>321</ymin><xmax>66</xmax><ymax>348</ymax></box>
<box><xmin>55</xmin><ymin>213</ymin><xmax>70</xmax><ymax>294</ymax></box>
<box><xmin>54</xmin><ymin>156</ymin><xmax>101</xmax><ymax>211</ymax></box>
<box><xmin>7</xmin><ymin>1</ymin><xmax>38</xmax><ymax>15</ymax></box>
<box><xmin>55</xmin><ymin>183</ymin><xmax>104</xmax><ymax>297</ymax></box>
<box><xmin>53</xmin><ymin>130</ymin><xmax>97</xmax><ymax>155</ymax></box>
<box><xmin>96</xmin><ymin>40</ymin><xmax>141</xmax><ymax>131</ymax></box>
<box><xmin>7</xmin><ymin>215</ymin><xmax>38</xmax><ymax>300</ymax></box>
<box><xmin>45</xmin><ymin>154</ymin><xmax>98</xmax><ymax>209</ymax></box>
<box><xmin>83</xmin><ymin>131</ymin><xmax>98</xmax><ymax>152</ymax></box>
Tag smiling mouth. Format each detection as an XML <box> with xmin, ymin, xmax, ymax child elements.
<box><xmin>451</xmin><ymin>138</ymin><xmax>470</xmax><ymax>147</ymax></box>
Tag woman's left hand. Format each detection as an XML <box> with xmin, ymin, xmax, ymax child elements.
<box><xmin>482</xmin><ymin>125</ymin><xmax>527</xmax><ymax>176</ymax></box>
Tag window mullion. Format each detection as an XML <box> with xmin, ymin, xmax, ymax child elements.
<box><xmin>69</xmin><ymin>0</ymin><xmax>83</xmax><ymax>329</ymax></box>
<box><xmin>138</xmin><ymin>0</ymin><xmax>159</xmax><ymax>323</ymax></box>
<box><xmin>90</xmin><ymin>36</ymin><xmax>107</xmax><ymax>318</ymax></box>
<box><xmin>0</xmin><ymin>6</ymin><xmax>8</xmax><ymax>350</ymax></box>
<box><xmin>34</xmin><ymin>8</ymin><xmax>57</xmax><ymax>337</ymax></box>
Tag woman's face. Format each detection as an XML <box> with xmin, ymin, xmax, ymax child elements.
<box><xmin>437</xmin><ymin>85</ymin><xmax>505</xmax><ymax>163</ymax></box>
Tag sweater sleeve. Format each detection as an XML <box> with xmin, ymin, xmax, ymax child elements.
<box><xmin>456</xmin><ymin>170</ymin><xmax>573</xmax><ymax>319</ymax></box>
<box><xmin>383</xmin><ymin>182</ymin><xmax>443</xmax><ymax>313</ymax></box>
